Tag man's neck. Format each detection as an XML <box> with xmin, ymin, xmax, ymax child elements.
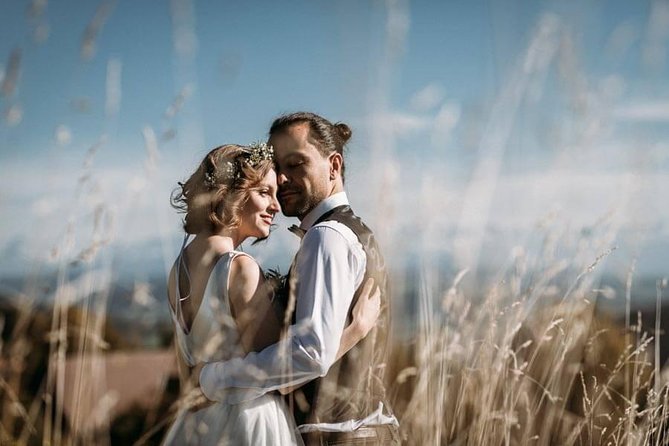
<box><xmin>299</xmin><ymin>192</ymin><xmax>349</xmax><ymax>230</ymax></box>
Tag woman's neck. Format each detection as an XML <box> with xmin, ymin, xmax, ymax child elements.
<box><xmin>196</xmin><ymin>229</ymin><xmax>244</xmax><ymax>253</ymax></box>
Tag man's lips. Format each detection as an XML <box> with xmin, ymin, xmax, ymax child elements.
<box><xmin>278</xmin><ymin>190</ymin><xmax>299</xmax><ymax>201</ymax></box>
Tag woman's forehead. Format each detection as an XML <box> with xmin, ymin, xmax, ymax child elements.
<box><xmin>260</xmin><ymin>168</ymin><xmax>277</xmax><ymax>185</ymax></box>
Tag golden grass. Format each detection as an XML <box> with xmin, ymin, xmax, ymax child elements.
<box><xmin>384</xmin><ymin>239</ymin><xmax>668</xmax><ymax>445</ymax></box>
<box><xmin>0</xmin><ymin>233</ymin><xmax>667</xmax><ymax>445</ymax></box>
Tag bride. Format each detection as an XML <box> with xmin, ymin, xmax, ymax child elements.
<box><xmin>162</xmin><ymin>143</ymin><xmax>380</xmax><ymax>445</ymax></box>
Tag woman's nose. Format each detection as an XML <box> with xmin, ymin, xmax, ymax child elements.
<box><xmin>268</xmin><ymin>195</ymin><xmax>281</xmax><ymax>213</ymax></box>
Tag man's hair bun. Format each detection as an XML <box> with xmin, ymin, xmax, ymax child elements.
<box><xmin>334</xmin><ymin>122</ymin><xmax>352</xmax><ymax>144</ymax></box>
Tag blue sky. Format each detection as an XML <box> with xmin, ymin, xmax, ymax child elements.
<box><xmin>0</xmin><ymin>0</ymin><xmax>667</xmax><ymax>298</ymax></box>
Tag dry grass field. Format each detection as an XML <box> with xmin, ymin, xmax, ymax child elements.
<box><xmin>1</xmin><ymin>231</ymin><xmax>667</xmax><ymax>445</ymax></box>
<box><xmin>1</xmin><ymin>4</ymin><xmax>667</xmax><ymax>445</ymax></box>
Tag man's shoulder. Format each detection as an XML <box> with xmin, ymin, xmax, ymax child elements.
<box><xmin>319</xmin><ymin>206</ymin><xmax>374</xmax><ymax>237</ymax></box>
<box><xmin>301</xmin><ymin>222</ymin><xmax>366</xmax><ymax>264</ymax></box>
<box><xmin>298</xmin><ymin>221</ymin><xmax>366</xmax><ymax>277</ymax></box>
<box><xmin>306</xmin><ymin>220</ymin><xmax>360</xmax><ymax>247</ymax></box>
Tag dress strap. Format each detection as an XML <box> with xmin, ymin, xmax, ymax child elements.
<box><xmin>174</xmin><ymin>233</ymin><xmax>192</xmax><ymax>333</ymax></box>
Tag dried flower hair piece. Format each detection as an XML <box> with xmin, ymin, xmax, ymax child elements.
<box><xmin>221</xmin><ymin>160</ymin><xmax>240</xmax><ymax>180</ymax></box>
<box><xmin>244</xmin><ymin>141</ymin><xmax>274</xmax><ymax>167</ymax></box>
<box><xmin>203</xmin><ymin>142</ymin><xmax>273</xmax><ymax>189</ymax></box>
<box><xmin>203</xmin><ymin>160</ymin><xmax>240</xmax><ymax>189</ymax></box>
<box><xmin>203</xmin><ymin>171</ymin><xmax>217</xmax><ymax>188</ymax></box>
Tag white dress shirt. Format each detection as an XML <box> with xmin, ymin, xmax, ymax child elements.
<box><xmin>199</xmin><ymin>192</ymin><xmax>366</xmax><ymax>405</ymax></box>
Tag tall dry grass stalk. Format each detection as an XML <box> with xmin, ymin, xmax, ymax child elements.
<box><xmin>0</xmin><ymin>147</ymin><xmax>665</xmax><ymax>446</ymax></box>
<box><xmin>0</xmin><ymin>132</ymin><xmax>159</xmax><ymax>445</ymax></box>
<box><xmin>388</xmin><ymin>225</ymin><xmax>667</xmax><ymax>445</ymax></box>
<box><xmin>0</xmin><ymin>179</ymin><xmax>667</xmax><ymax>446</ymax></box>
<box><xmin>2</xmin><ymin>2</ymin><xmax>666</xmax><ymax>445</ymax></box>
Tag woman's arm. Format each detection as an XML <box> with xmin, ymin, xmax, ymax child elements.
<box><xmin>226</xmin><ymin>256</ymin><xmax>380</xmax><ymax>395</ymax></box>
<box><xmin>335</xmin><ymin>278</ymin><xmax>380</xmax><ymax>358</ymax></box>
<box><xmin>227</xmin><ymin>254</ymin><xmax>282</xmax><ymax>353</ymax></box>
<box><xmin>278</xmin><ymin>278</ymin><xmax>380</xmax><ymax>395</ymax></box>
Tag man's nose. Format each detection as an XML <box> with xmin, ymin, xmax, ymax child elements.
<box><xmin>277</xmin><ymin>171</ymin><xmax>288</xmax><ymax>185</ymax></box>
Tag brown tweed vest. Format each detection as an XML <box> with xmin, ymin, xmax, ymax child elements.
<box><xmin>281</xmin><ymin>205</ymin><xmax>393</xmax><ymax>428</ymax></box>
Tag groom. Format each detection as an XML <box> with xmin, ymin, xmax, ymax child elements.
<box><xmin>199</xmin><ymin>112</ymin><xmax>399</xmax><ymax>445</ymax></box>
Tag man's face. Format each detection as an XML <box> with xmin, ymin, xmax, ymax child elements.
<box><xmin>270</xmin><ymin>123</ymin><xmax>332</xmax><ymax>219</ymax></box>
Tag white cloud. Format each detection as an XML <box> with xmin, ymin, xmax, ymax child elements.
<box><xmin>363</xmin><ymin>164</ymin><xmax>669</xmax><ymax>239</ymax></box>
<box><xmin>431</xmin><ymin>102</ymin><xmax>461</xmax><ymax>146</ymax></box>
<box><xmin>371</xmin><ymin>111</ymin><xmax>432</xmax><ymax>138</ymax></box>
<box><xmin>612</xmin><ymin>101</ymin><xmax>669</xmax><ymax>121</ymax></box>
<box><xmin>54</xmin><ymin>125</ymin><xmax>73</xmax><ymax>146</ymax></box>
<box><xmin>0</xmin><ymin>152</ymin><xmax>191</xmax><ymax>267</ymax></box>
<box><xmin>2</xmin><ymin>134</ymin><xmax>668</xmax><ymax>279</ymax></box>
<box><xmin>31</xmin><ymin>197</ymin><xmax>61</xmax><ymax>217</ymax></box>
<box><xmin>409</xmin><ymin>83</ymin><xmax>446</xmax><ymax>111</ymax></box>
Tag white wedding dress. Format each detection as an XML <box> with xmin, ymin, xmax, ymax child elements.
<box><xmin>162</xmin><ymin>239</ymin><xmax>302</xmax><ymax>446</ymax></box>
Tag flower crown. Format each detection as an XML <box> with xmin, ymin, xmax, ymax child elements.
<box><xmin>204</xmin><ymin>142</ymin><xmax>274</xmax><ymax>188</ymax></box>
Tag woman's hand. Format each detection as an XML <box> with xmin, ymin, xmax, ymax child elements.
<box><xmin>188</xmin><ymin>362</ymin><xmax>205</xmax><ymax>388</ymax></box>
<box><xmin>280</xmin><ymin>278</ymin><xmax>382</xmax><ymax>396</ymax></box>
<box><xmin>350</xmin><ymin>278</ymin><xmax>381</xmax><ymax>338</ymax></box>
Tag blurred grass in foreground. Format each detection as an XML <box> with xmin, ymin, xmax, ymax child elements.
<box><xmin>1</xmin><ymin>228</ymin><xmax>668</xmax><ymax>445</ymax></box>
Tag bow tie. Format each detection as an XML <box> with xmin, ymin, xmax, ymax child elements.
<box><xmin>287</xmin><ymin>224</ymin><xmax>306</xmax><ymax>239</ymax></box>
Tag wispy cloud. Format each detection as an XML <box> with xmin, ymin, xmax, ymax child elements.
<box><xmin>642</xmin><ymin>0</ymin><xmax>669</xmax><ymax>69</ymax></box>
<box><xmin>612</xmin><ymin>101</ymin><xmax>669</xmax><ymax>121</ymax></box>
<box><xmin>369</xmin><ymin>81</ymin><xmax>461</xmax><ymax>145</ymax></box>
<box><xmin>409</xmin><ymin>83</ymin><xmax>446</xmax><ymax>112</ymax></box>
<box><xmin>431</xmin><ymin>102</ymin><xmax>461</xmax><ymax>146</ymax></box>
<box><xmin>370</xmin><ymin>111</ymin><xmax>432</xmax><ymax>138</ymax></box>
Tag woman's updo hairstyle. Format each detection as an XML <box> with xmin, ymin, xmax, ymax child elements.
<box><xmin>171</xmin><ymin>143</ymin><xmax>274</xmax><ymax>234</ymax></box>
<box><xmin>269</xmin><ymin>111</ymin><xmax>352</xmax><ymax>182</ymax></box>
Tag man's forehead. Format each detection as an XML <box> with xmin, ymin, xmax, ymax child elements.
<box><xmin>270</xmin><ymin>124</ymin><xmax>317</xmax><ymax>156</ymax></box>
<box><xmin>269</xmin><ymin>135</ymin><xmax>299</xmax><ymax>158</ymax></box>
<box><xmin>270</xmin><ymin>123</ymin><xmax>308</xmax><ymax>142</ymax></box>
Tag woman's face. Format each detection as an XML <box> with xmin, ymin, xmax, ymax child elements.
<box><xmin>238</xmin><ymin>169</ymin><xmax>281</xmax><ymax>239</ymax></box>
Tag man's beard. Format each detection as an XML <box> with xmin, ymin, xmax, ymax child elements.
<box><xmin>279</xmin><ymin>194</ymin><xmax>318</xmax><ymax>219</ymax></box>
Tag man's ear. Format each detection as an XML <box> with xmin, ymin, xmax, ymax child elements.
<box><xmin>328</xmin><ymin>152</ymin><xmax>343</xmax><ymax>180</ymax></box>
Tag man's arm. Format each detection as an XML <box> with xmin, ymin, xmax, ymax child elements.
<box><xmin>199</xmin><ymin>223</ymin><xmax>365</xmax><ymax>403</ymax></box>
<box><xmin>277</xmin><ymin>277</ymin><xmax>380</xmax><ymax>395</ymax></box>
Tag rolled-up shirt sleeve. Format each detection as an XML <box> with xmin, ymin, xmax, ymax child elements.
<box><xmin>199</xmin><ymin>223</ymin><xmax>365</xmax><ymax>403</ymax></box>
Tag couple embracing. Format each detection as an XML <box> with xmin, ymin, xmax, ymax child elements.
<box><xmin>163</xmin><ymin>112</ymin><xmax>400</xmax><ymax>445</ymax></box>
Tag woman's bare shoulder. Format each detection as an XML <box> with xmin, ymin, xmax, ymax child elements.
<box><xmin>228</xmin><ymin>254</ymin><xmax>263</xmax><ymax>304</ymax></box>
